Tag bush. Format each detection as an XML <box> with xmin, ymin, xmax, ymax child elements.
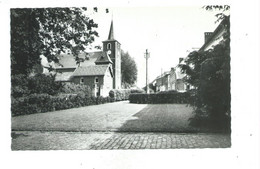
<box><xmin>109</xmin><ymin>89</ymin><xmax>131</xmax><ymax>101</ymax></box>
<box><xmin>11</xmin><ymin>74</ymin><xmax>29</xmax><ymax>98</ymax></box>
<box><xmin>109</xmin><ymin>89</ymin><xmax>146</xmax><ymax>101</ymax></box>
<box><xmin>129</xmin><ymin>92</ymin><xmax>191</xmax><ymax>104</ymax></box>
<box><xmin>11</xmin><ymin>73</ymin><xmax>63</xmax><ymax>97</ymax></box>
<box><xmin>130</xmin><ymin>89</ymin><xmax>145</xmax><ymax>94</ymax></box>
<box><xmin>27</xmin><ymin>73</ymin><xmax>63</xmax><ymax>95</ymax></box>
<box><xmin>60</xmin><ymin>83</ymin><xmax>92</xmax><ymax>95</ymax></box>
<box><xmin>11</xmin><ymin>93</ymin><xmax>114</xmax><ymax>116</ymax></box>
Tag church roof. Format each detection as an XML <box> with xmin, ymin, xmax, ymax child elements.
<box><xmin>108</xmin><ymin>20</ymin><xmax>114</xmax><ymax>40</ymax></box>
<box><xmin>55</xmin><ymin>72</ymin><xmax>74</xmax><ymax>82</ymax></box>
<box><xmin>55</xmin><ymin>51</ymin><xmax>102</xmax><ymax>68</ymax></box>
<box><xmin>95</xmin><ymin>51</ymin><xmax>113</xmax><ymax>64</ymax></box>
<box><xmin>72</xmin><ymin>65</ymin><xmax>112</xmax><ymax>77</ymax></box>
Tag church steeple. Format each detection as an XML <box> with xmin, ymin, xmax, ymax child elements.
<box><xmin>102</xmin><ymin>19</ymin><xmax>121</xmax><ymax>89</ymax></box>
<box><xmin>108</xmin><ymin>20</ymin><xmax>114</xmax><ymax>40</ymax></box>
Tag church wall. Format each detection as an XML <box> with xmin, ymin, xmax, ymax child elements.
<box><xmin>102</xmin><ymin>40</ymin><xmax>121</xmax><ymax>89</ymax></box>
<box><xmin>102</xmin><ymin>69</ymin><xmax>113</xmax><ymax>96</ymax></box>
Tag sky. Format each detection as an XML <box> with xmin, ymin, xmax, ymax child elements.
<box><xmin>87</xmin><ymin>6</ymin><xmax>225</xmax><ymax>87</ymax></box>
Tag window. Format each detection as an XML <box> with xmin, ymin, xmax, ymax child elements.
<box><xmin>95</xmin><ymin>77</ymin><xmax>99</xmax><ymax>83</ymax></box>
<box><xmin>107</xmin><ymin>43</ymin><xmax>111</xmax><ymax>50</ymax></box>
<box><xmin>80</xmin><ymin>77</ymin><xmax>84</xmax><ymax>84</ymax></box>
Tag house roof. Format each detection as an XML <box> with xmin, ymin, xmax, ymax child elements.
<box><xmin>72</xmin><ymin>65</ymin><xmax>112</xmax><ymax>77</ymax></box>
<box><xmin>55</xmin><ymin>51</ymin><xmax>102</xmax><ymax>68</ymax></box>
<box><xmin>95</xmin><ymin>51</ymin><xmax>113</xmax><ymax>64</ymax></box>
<box><xmin>176</xmin><ymin>71</ymin><xmax>185</xmax><ymax>79</ymax></box>
<box><xmin>199</xmin><ymin>16</ymin><xmax>229</xmax><ymax>51</ymax></box>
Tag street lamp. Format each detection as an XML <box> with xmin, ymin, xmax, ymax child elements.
<box><xmin>144</xmin><ymin>49</ymin><xmax>150</xmax><ymax>94</ymax></box>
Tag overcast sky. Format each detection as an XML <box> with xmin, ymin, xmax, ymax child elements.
<box><xmin>88</xmin><ymin>6</ymin><xmax>227</xmax><ymax>87</ymax></box>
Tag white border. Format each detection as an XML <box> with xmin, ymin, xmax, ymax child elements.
<box><xmin>1</xmin><ymin>0</ymin><xmax>260</xmax><ymax>169</ymax></box>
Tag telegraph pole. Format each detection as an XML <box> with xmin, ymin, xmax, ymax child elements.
<box><xmin>144</xmin><ymin>49</ymin><xmax>150</xmax><ymax>94</ymax></box>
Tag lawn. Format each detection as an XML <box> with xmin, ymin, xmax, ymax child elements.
<box><xmin>12</xmin><ymin>101</ymin><xmax>205</xmax><ymax>132</ymax></box>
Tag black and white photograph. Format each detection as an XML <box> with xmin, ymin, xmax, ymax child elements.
<box><xmin>1</xmin><ymin>0</ymin><xmax>260</xmax><ymax>169</ymax></box>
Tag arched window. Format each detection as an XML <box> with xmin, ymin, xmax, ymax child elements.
<box><xmin>107</xmin><ymin>43</ymin><xmax>111</xmax><ymax>50</ymax></box>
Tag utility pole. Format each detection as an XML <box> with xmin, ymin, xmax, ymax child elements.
<box><xmin>144</xmin><ymin>49</ymin><xmax>150</xmax><ymax>94</ymax></box>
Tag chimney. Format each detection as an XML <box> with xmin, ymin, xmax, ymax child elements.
<box><xmin>179</xmin><ymin>58</ymin><xmax>184</xmax><ymax>64</ymax></box>
<box><xmin>204</xmin><ymin>32</ymin><xmax>213</xmax><ymax>43</ymax></box>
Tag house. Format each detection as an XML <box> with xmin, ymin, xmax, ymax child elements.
<box><xmin>199</xmin><ymin>16</ymin><xmax>229</xmax><ymax>52</ymax></box>
<box><xmin>44</xmin><ymin>20</ymin><xmax>121</xmax><ymax>97</ymax></box>
<box><xmin>155</xmin><ymin>71</ymin><xmax>170</xmax><ymax>92</ymax></box>
<box><xmin>153</xmin><ymin>57</ymin><xmax>191</xmax><ymax>93</ymax></box>
<box><xmin>168</xmin><ymin>66</ymin><xmax>188</xmax><ymax>92</ymax></box>
<box><xmin>71</xmin><ymin>65</ymin><xmax>113</xmax><ymax>97</ymax></box>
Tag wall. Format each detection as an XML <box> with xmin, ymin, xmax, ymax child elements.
<box><xmin>103</xmin><ymin>40</ymin><xmax>121</xmax><ymax>89</ymax></box>
<box><xmin>72</xmin><ymin>75</ymin><xmax>103</xmax><ymax>96</ymax></box>
<box><xmin>102</xmin><ymin>69</ymin><xmax>113</xmax><ymax>96</ymax></box>
<box><xmin>169</xmin><ymin>69</ymin><xmax>177</xmax><ymax>90</ymax></box>
<box><xmin>71</xmin><ymin>70</ymin><xmax>113</xmax><ymax>97</ymax></box>
<box><xmin>176</xmin><ymin>79</ymin><xmax>185</xmax><ymax>91</ymax></box>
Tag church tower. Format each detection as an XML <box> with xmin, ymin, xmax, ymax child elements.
<box><xmin>102</xmin><ymin>20</ymin><xmax>121</xmax><ymax>89</ymax></box>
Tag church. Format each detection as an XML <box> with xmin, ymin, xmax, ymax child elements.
<box><xmin>54</xmin><ymin>20</ymin><xmax>121</xmax><ymax>97</ymax></box>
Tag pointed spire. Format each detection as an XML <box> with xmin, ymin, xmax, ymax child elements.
<box><xmin>108</xmin><ymin>20</ymin><xmax>114</xmax><ymax>40</ymax></box>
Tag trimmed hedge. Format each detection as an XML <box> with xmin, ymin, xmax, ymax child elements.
<box><xmin>109</xmin><ymin>89</ymin><xmax>131</xmax><ymax>101</ymax></box>
<box><xmin>129</xmin><ymin>92</ymin><xmax>191</xmax><ymax>104</ymax></box>
<box><xmin>11</xmin><ymin>93</ymin><xmax>114</xmax><ymax>116</ymax></box>
<box><xmin>109</xmin><ymin>89</ymin><xmax>146</xmax><ymax>101</ymax></box>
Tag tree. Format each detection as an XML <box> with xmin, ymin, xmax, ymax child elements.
<box><xmin>11</xmin><ymin>8</ymin><xmax>100</xmax><ymax>76</ymax></box>
<box><xmin>121</xmin><ymin>50</ymin><xmax>137</xmax><ymax>88</ymax></box>
<box><xmin>179</xmin><ymin>11</ymin><xmax>230</xmax><ymax>130</ymax></box>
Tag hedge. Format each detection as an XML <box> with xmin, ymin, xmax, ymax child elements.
<box><xmin>11</xmin><ymin>93</ymin><xmax>114</xmax><ymax>116</ymax></box>
<box><xmin>109</xmin><ymin>89</ymin><xmax>145</xmax><ymax>101</ymax></box>
<box><xmin>129</xmin><ymin>92</ymin><xmax>191</xmax><ymax>104</ymax></box>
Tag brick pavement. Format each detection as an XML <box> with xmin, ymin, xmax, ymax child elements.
<box><xmin>11</xmin><ymin>131</ymin><xmax>231</xmax><ymax>150</ymax></box>
<box><xmin>89</xmin><ymin>133</ymin><xmax>231</xmax><ymax>150</ymax></box>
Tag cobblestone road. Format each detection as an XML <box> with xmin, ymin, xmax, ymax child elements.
<box><xmin>11</xmin><ymin>131</ymin><xmax>231</xmax><ymax>150</ymax></box>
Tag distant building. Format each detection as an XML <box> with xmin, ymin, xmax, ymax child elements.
<box><xmin>42</xmin><ymin>20</ymin><xmax>121</xmax><ymax>97</ymax></box>
<box><xmin>154</xmin><ymin>65</ymin><xmax>189</xmax><ymax>93</ymax></box>
<box><xmin>155</xmin><ymin>71</ymin><xmax>170</xmax><ymax>92</ymax></box>
<box><xmin>200</xmin><ymin>16</ymin><xmax>229</xmax><ymax>52</ymax></box>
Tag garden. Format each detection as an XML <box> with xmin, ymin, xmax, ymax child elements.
<box><xmin>11</xmin><ymin>73</ymin><xmax>144</xmax><ymax>116</ymax></box>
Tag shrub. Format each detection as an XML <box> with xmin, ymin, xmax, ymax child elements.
<box><xmin>109</xmin><ymin>88</ymin><xmax>146</xmax><ymax>101</ymax></box>
<box><xmin>27</xmin><ymin>73</ymin><xmax>63</xmax><ymax>95</ymax></box>
<box><xmin>109</xmin><ymin>89</ymin><xmax>131</xmax><ymax>101</ymax></box>
<box><xmin>11</xmin><ymin>73</ymin><xmax>63</xmax><ymax>97</ymax></box>
<box><xmin>11</xmin><ymin>93</ymin><xmax>114</xmax><ymax>116</ymax></box>
<box><xmin>130</xmin><ymin>89</ymin><xmax>145</xmax><ymax>94</ymax></box>
<box><xmin>60</xmin><ymin>83</ymin><xmax>92</xmax><ymax>95</ymax></box>
<box><xmin>11</xmin><ymin>74</ymin><xmax>29</xmax><ymax>98</ymax></box>
<box><xmin>129</xmin><ymin>92</ymin><xmax>191</xmax><ymax>104</ymax></box>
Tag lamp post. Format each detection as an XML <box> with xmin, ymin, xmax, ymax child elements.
<box><xmin>144</xmin><ymin>49</ymin><xmax>150</xmax><ymax>94</ymax></box>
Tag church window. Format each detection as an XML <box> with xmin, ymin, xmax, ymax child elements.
<box><xmin>107</xmin><ymin>43</ymin><xmax>111</xmax><ymax>49</ymax></box>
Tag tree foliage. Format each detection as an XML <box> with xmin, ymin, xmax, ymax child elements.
<box><xmin>179</xmin><ymin>16</ymin><xmax>230</xmax><ymax>130</ymax></box>
<box><xmin>11</xmin><ymin>8</ymin><xmax>99</xmax><ymax>75</ymax></box>
<box><xmin>11</xmin><ymin>73</ymin><xmax>63</xmax><ymax>98</ymax></box>
<box><xmin>121</xmin><ymin>50</ymin><xmax>138</xmax><ymax>88</ymax></box>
